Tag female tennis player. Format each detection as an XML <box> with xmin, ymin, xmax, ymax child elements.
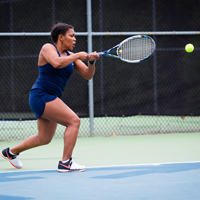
<box><xmin>1</xmin><ymin>22</ymin><xmax>99</xmax><ymax>172</ymax></box>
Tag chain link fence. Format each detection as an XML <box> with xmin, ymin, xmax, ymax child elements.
<box><xmin>0</xmin><ymin>0</ymin><xmax>200</xmax><ymax>140</ymax></box>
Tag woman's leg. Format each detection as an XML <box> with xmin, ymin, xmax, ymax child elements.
<box><xmin>11</xmin><ymin>97</ymin><xmax>80</xmax><ymax>162</ymax></box>
<box><xmin>11</xmin><ymin>118</ymin><xmax>57</xmax><ymax>155</ymax></box>
<box><xmin>42</xmin><ymin>97</ymin><xmax>80</xmax><ymax>161</ymax></box>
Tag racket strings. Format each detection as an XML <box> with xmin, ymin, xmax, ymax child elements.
<box><xmin>118</xmin><ymin>38</ymin><xmax>154</xmax><ymax>61</ymax></box>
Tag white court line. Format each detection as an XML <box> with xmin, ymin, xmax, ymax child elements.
<box><xmin>0</xmin><ymin>160</ymin><xmax>200</xmax><ymax>174</ymax></box>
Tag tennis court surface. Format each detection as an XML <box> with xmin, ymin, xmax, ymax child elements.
<box><xmin>1</xmin><ymin>162</ymin><xmax>200</xmax><ymax>200</ymax></box>
<box><xmin>0</xmin><ymin>133</ymin><xmax>200</xmax><ymax>199</ymax></box>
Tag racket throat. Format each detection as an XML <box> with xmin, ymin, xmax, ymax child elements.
<box><xmin>109</xmin><ymin>46</ymin><xmax>118</xmax><ymax>56</ymax></box>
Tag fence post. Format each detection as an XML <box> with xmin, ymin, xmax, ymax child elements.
<box><xmin>87</xmin><ymin>0</ymin><xmax>94</xmax><ymax>136</ymax></box>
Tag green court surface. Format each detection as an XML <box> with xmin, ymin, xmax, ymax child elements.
<box><xmin>0</xmin><ymin>132</ymin><xmax>200</xmax><ymax>172</ymax></box>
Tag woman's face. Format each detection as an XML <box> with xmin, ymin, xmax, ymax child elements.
<box><xmin>62</xmin><ymin>28</ymin><xmax>76</xmax><ymax>51</ymax></box>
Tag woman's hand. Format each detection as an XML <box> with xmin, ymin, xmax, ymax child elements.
<box><xmin>77</xmin><ymin>52</ymin><xmax>90</xmax><ymax>61</ymax></box>
<box><xmin>89</xmin><ymin>51</ymin><xmax>100</xmax><ymax>63</ymax></box>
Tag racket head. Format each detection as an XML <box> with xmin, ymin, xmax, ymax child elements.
<box><xmin>117</xmin><ymin>35</ymin><xmax>156</xmax><ymax>63</ymax></box>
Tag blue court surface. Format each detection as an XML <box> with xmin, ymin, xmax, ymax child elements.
<box><xmin>0</xmin><ymin>162</ymin><xmax>200</xmax><ymax>200</ymax></box>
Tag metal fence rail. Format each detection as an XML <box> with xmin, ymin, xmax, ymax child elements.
<box><xmin>1</xmin><ymin>31</ymin><xmax>200</xmax><ymax>37</ymax></box>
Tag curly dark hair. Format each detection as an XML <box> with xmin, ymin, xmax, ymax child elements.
<box><xmin>51</xmin><ymin>22</ymin><xmax>74</xmax><ymax>43</ymax></box>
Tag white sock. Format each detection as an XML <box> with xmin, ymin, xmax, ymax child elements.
<box><xmin>9</xmin><ymin>149</ymin><xmax>17</xmax><ymax>156</ymax></box>
<box><xmin>62</xmin><ymin>159</ymin><xmax>70</xmax><ymax>163</ymax></box>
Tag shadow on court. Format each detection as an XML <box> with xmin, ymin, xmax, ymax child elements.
<box><xmin>0</xmin><ymin>195</ymin><xmax>34</xmax><ymax>200</ymax></box>
<box><xmin>91</xmin><ymin>162</ymin><xmax>200</xmax><ymax>179</ymax></box>
<box><xmin>0</xmin><ymin>162</ymin><xmax>200</xmax><ymax>200</ymax></box>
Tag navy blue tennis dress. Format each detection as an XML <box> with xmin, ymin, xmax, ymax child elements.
<box><xmin>29</xmin><ymin>44</ymin><xmax>74</xmax><ymax>118</ymax></box>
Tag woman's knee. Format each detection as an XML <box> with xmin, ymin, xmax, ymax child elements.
<box><xmin>37</xmin><ymin>135</ymin><xmax>52</xmax><ymax>145</ymax></box>
<box><xmin>68</xmin><ymin>116</ymin><xmax>81</xmax><ymax>128</ymax></box>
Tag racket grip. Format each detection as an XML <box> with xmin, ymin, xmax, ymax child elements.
<box><xmin>97</xmin><ymin>52</ymin><xmax>103</xmax><ymax>56</ymax></box>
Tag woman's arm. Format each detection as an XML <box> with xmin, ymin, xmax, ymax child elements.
<box><xmin>74</xmin><ymin>52</ymin><xmax>99</xmax><ymax>80</ymax></box>
<box><xmin>39</xmin><ymin>43</ymin><xmax>90</xmax><ymax>69</ymax></box>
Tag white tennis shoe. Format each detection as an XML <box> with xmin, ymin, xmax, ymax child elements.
<box><xmin>58</xmin><ymin>157</ymin><xmax>86</xmax><ymax>172</ymax></box>
<box><xmin>1</xmin><ymin>148</ymin><xmax>23</xmax><ymax>169</ymax></box>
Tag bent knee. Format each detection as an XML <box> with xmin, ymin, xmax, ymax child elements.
<box><xmin>37</xmin><ymin>135</ymin><xmax>52</xmax><ymax>145</ymax></box>
<box><xmin>73</xmin><ymin>116</ymin><xmax>81</xmax><ymax>127</ymax></box>
<box><xmin>68</xmin><ymin>116</ymin><xmax>81</xmax><ymax>128</ymax></box>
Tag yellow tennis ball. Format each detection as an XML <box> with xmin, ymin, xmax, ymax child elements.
<box><xmin>185</xmin><ymin>43</ymin><xmax>194</xmax><ymax>53</ymax></box>
<box><xmin>119</xmin><ymin>50</ymin><xmax>122</xmax><ymax>53</ymax></box>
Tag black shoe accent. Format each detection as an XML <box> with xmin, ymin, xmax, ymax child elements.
<box><xmin>58</xmin><ymin>158</ymin><xmax>72</xmax><ymax>171</ymax></box>
<box><xmin>1</xmin><ymin>148</ymin><xmax>18</xmax><ymax>160</ymax></box>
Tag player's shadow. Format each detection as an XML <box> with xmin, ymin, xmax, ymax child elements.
<box><xmin>0</xmin><ymin>195</ymin><xmax>34</xmax><ymax>200</ymax></box>
<box><xmin>0</xmin><ymin>170</ymin><xmax>55</xmax><ymax>182</ymax></box>
<box><xmin>91</xmin><ymin>162</ymin><xmax>200</xmax><ymax>179</ymax></box>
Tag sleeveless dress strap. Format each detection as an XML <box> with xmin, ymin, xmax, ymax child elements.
<box><xmin>52</xmin><ymin>44</ymin><xmax>70</xmax><ymax>56</ymax></box>
<box><xmin>52</xmin><ymin>44</ymin><xmax>61</xmax><ymax>57</ymax></box>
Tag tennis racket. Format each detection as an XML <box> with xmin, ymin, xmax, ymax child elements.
<box><xmin>97</xmin><ymin>35</ymin><xmax>156</xmax><ymax>63</ymax></box>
